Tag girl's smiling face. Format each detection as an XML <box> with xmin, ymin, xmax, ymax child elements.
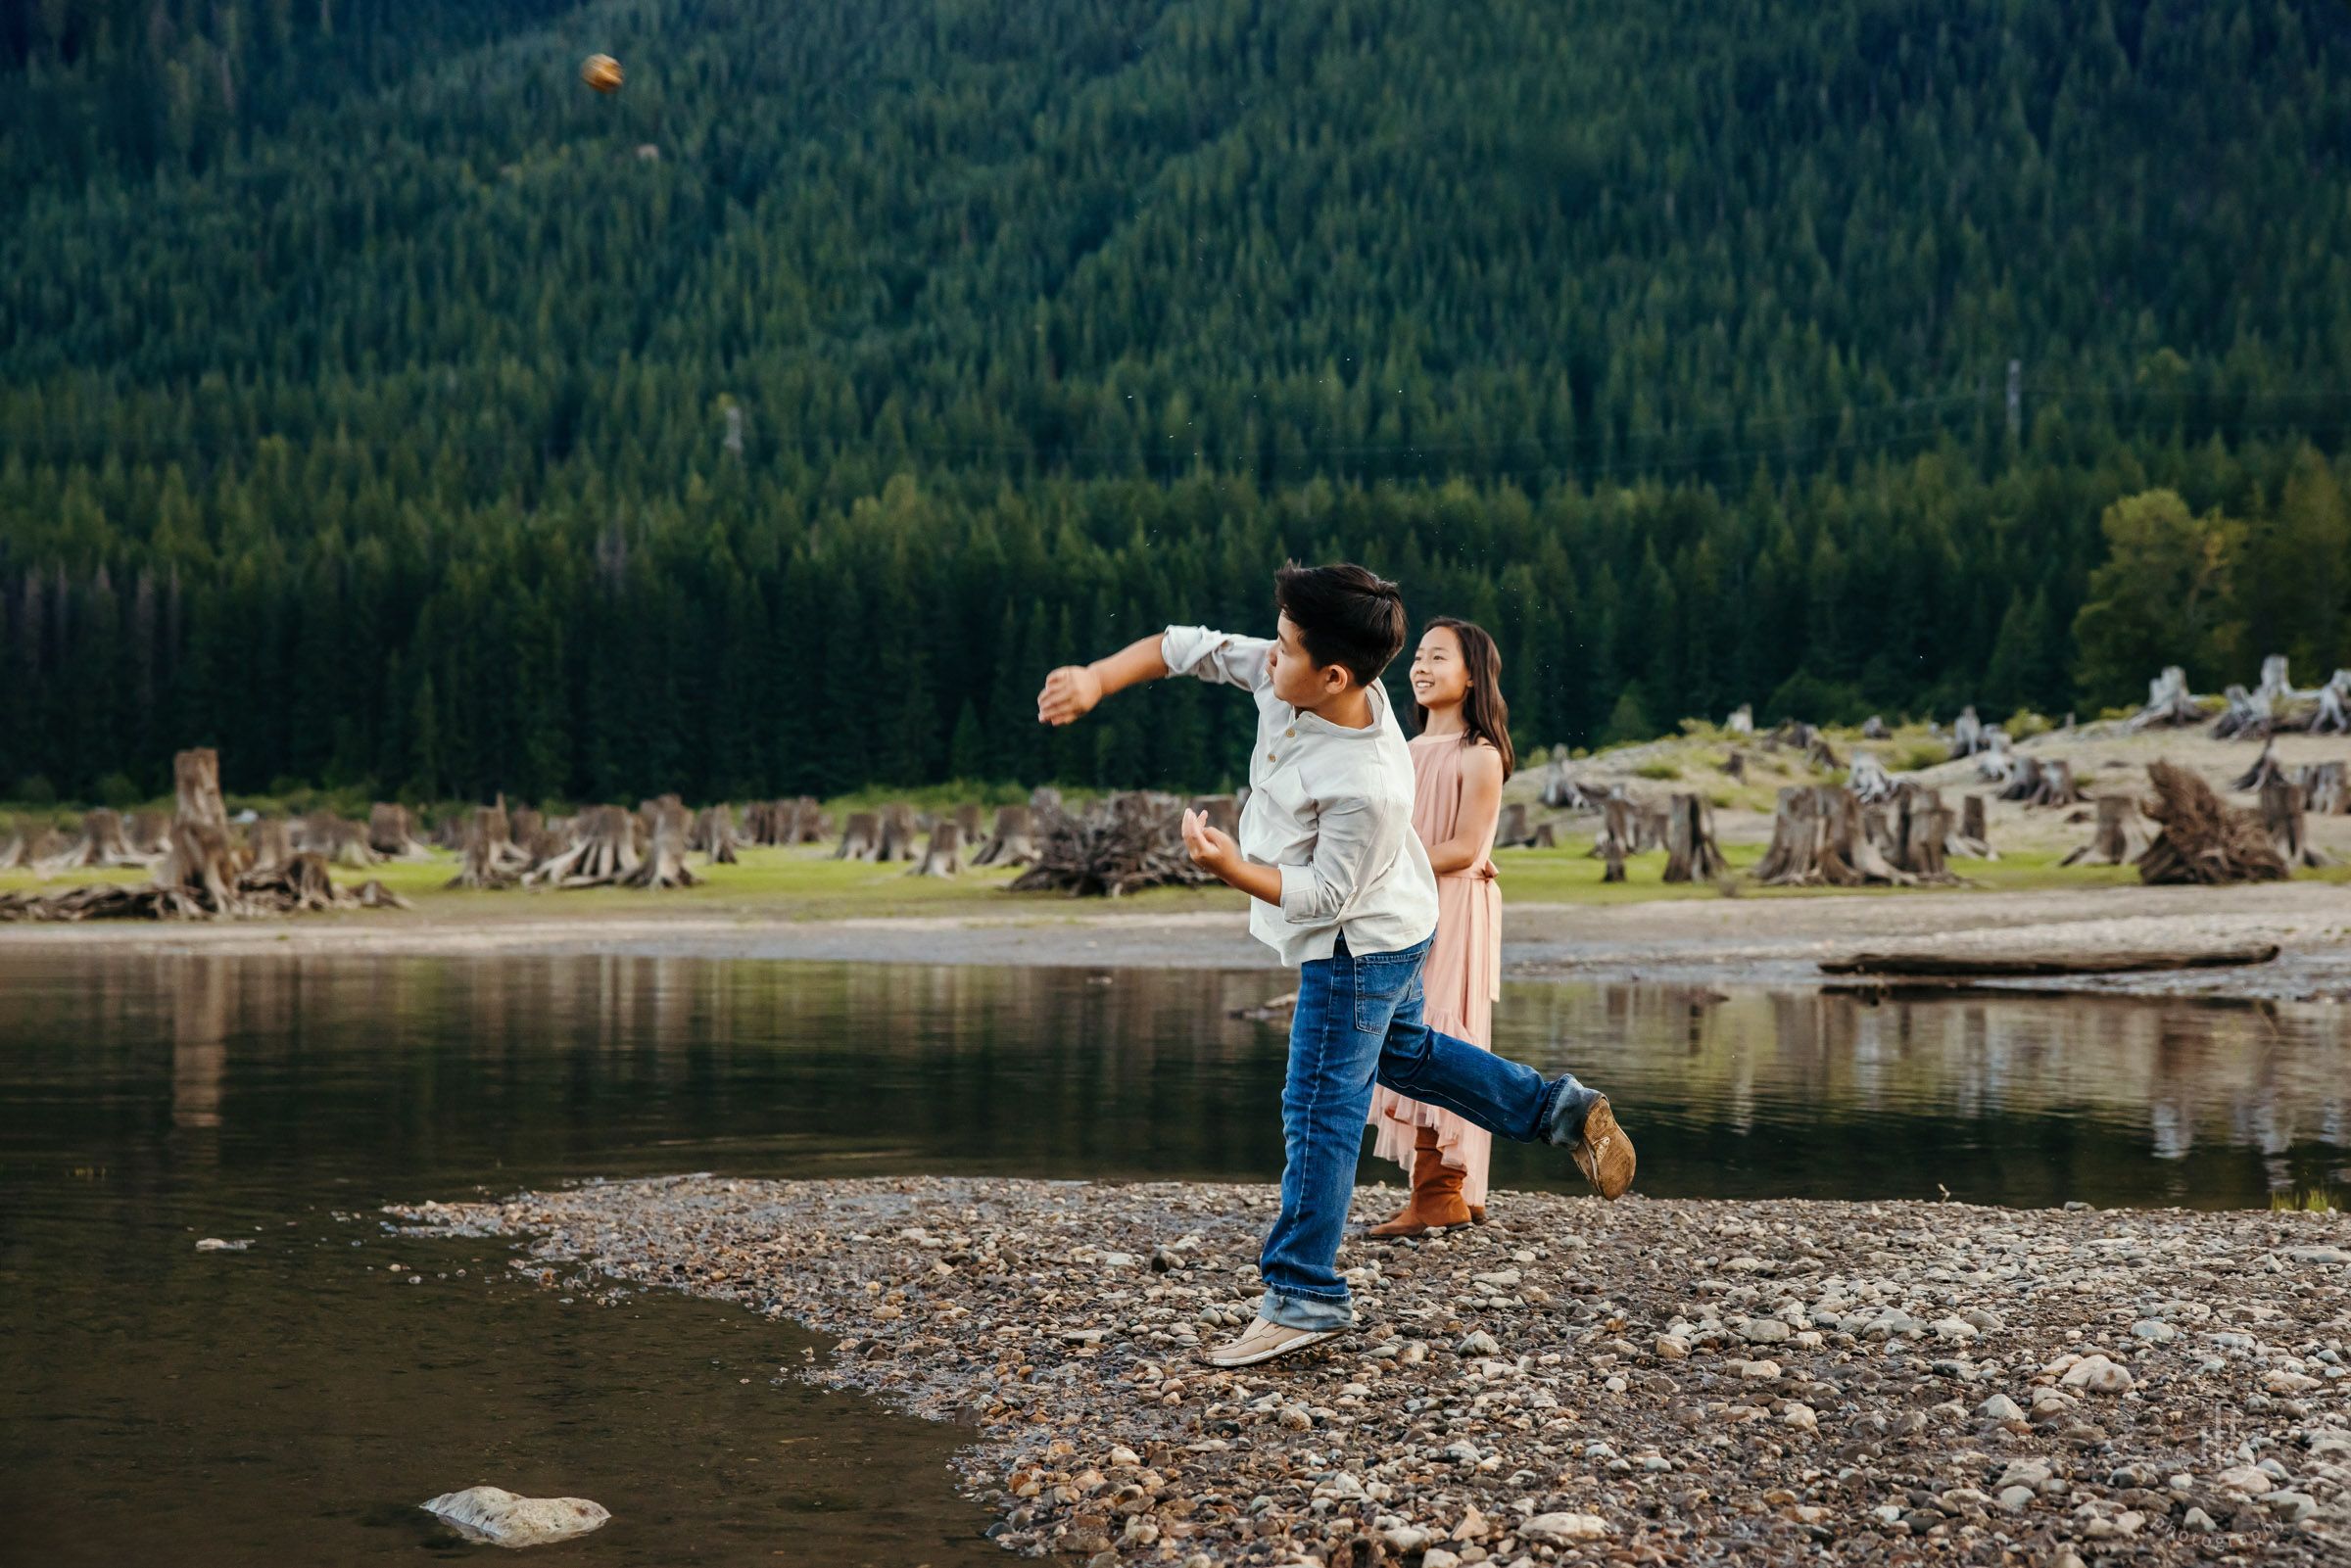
<box><xmin>1409</xmin><ymin>625</ymin><xmax>1469</xmax><ymax>710</ymax></box>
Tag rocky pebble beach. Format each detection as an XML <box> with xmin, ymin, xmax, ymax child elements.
<box><xmin>394</xmin><ymin>1177</ymin><xmax>2351</xmax><ymax>1567</ymax></box>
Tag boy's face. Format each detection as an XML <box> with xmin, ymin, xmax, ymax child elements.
<box><xmin>1270</xmin><ymin>613</ymin><xmax>1357</xmax><ymax>710</ymax></box>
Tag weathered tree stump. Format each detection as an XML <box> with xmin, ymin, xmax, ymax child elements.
<box><xmin>2212</xmin><ymin>683</ymin><xmax>2272</xmax><ymax>740</ymax></box>
<box><xmin>1861</xmin><ymin>715</ymin><xmax>1890</xmax><ymax>739</ymax></box>
<box><xmin>1948</xmin><ymin>706</ymin><xmax>1987</xmax><ymax>758</ymax></box>
<box><xmin>2062</xmin><ymin>794</ymin><xmax>2140</xmax><ymax>866</ymax></box>
<box><xmin>1540</xmin><ymin>760</ymin><xmax>1599</xmax><ymax>811</ymax></box>
<box><xmin>294</xmin><ymin>810</ymin><xmax>380</xmax><ymax>867</ymax></box>
<box><xmin>151</xmin><ymin>748</ymin><xmax>246</xmax><ymax>915</ymax></box>
<box><xmin>35</xmin><ymin>807</ymin><xmax>146</xmax><ymax>871</ymax></box>
<box><xmin>1718</xmin><ymin>750</ymin><xmax>1746</xmax><ymax>782</ymax></box>
<box><xmin>2295</xmin><ymin>761</ymin><xmax>2347</xmax><ymax>816</ymax></box>
<box><xmin>955</xmin><ymin>803</ymin><xmax>984</xmax><ymax>844</ymax></box>
<box><xmin>526</xmin><ymin>805</ymin><xmax>640</xmax><ymax>886</ymax></box>
<box><xmin>693</xmin><ymin>805</ymin><xmax>743</xmax><ymax>864</ymax></box>
<box><xmin>1752</xmin><ymin>785</ymin><xmax>1910</xmax><ymax>886</ymax></box>
<box><xmin>620</xmin><ymin>800</ymin><xmax>701</xmax><ymax>888</ymax></box>
<box><xmin>1847</xmin><ymin>752</ymin><xmax>1895</xmax><ymax>804</ymax></box>
<box><xmin>367</xmin><ymin>803</ymin><xmax>431</xmax><ymax>860</ymax></box>
<box><xmin>2132</xmin><ymin>667</ymin><xmax>2205</xmax><ymax>730</ymax></box>
<box><xmin>2262</xmin><ymin>777</ymin><xmax>2325</xmax><ymax>869</ymax></box>
<box><xmin>1805</xmin><ymin>734</ymin><xmax>1844</xmax><ymax>771</ymax></box>
<box><xmin>1660</xmin><ymin>794</ymin><xmax>1727</xmax><ymax>882</ymax></box>
<box><xmin>1496</xmin><ymin>802</ymin><xmax>1538</xmax><ymax>849</ymax></box>
<box><xmin>878</xmin><ymin>802</ymin><xmax>922</xmax><ymax>862</ymax></box>
<box><xmin>0</xmin><ymin>814</ymin><xmax>22</xmax><ymax>869</ymax></box>
<box><xmin>2027</xmin><ymin>758</ymin><xmax>2086</xmax><ymax>808</ymax></box>
<box><xmin>2232</xmin><ymin>741</ymin><xmax>2287</xmax><ymax>792</ymax></box>
<box><xmin>1595</xmin><ymin>797</ymin><xmax>1635</xmax><ymax>881</ymax></box>
<box><xmin>1726</xmin><ymin>704</ymin><xmax>1754</xmax><ymax>736</ymax></box>
<box><xmin>1951</xmin><ymin>793</ymin><xmax>1993</xmax><ymax>858</ymax></box>
<box><xmin>1889</xmin><ymin>785</ymin><xmax>1956</xmax><ymax>881</ymax></box>
<box><xmin>912</xmin><ymin>822</ymin><xmax>965</xmax><ymax>878</ymax></box>
<box><xmin>2311</xmin><ymin>672</ymin><xmax>2351</xmax><ymax>736</ymax></box>
<box><xmin>833</xmin><ymin>811</ymin><xmax>882</xmax><ymax>861</ymax></box>
<box><xmin>448</xmin><ymin>801</ymin><xmax>522</xmax><ymax>889</ymax></box>
<box><xmin>247</xmin><ymin>818</ymin><xmax>294</xmax><ymax>872</ymax></box>
<box><xmin>2135</xmin><ymin>761</ymin><xmax>2289</xmax><ymax>884</ymax></box>
<box><xmin>1009</xmin><ymin>791</ymin><xmax>1219</xmax><ymax>897</ymax></box>
<box><xmin>971</xmin><ymin>805</ymin><xmax>1037</xmax><ymax>868</ymax></box>
<box><xmin>125</xmin><ymin>811</ymin><xmax>169</xmax><ymax>857</ymax></box>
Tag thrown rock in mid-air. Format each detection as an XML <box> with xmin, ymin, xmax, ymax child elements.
<box><xmin>420</xmin><ymin>1487</ymin><xmax>609</xmax><ymax>1548</ymax></box>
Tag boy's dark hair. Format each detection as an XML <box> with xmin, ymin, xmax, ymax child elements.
<box><xmin>1273</xmin><ymin>562</ymin><xmax>1409</xmax><ymax>688</ymax></box>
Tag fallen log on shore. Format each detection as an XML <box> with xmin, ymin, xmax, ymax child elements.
<box><xmin>1820</xmin><ymin>943</ymin><xmax>2281</xmax><ymax>977</ymax></box>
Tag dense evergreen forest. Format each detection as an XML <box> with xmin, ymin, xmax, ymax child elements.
<box><xmin>4</xmin><ymin>0</ymin><xmax>2350</xmax><ymax>803</ymax></box>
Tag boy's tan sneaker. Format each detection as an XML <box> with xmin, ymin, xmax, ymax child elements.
<box><xmin>1569</xmin><ymin>1096</ymin><xmax>1636</xmax><ymax>1200</ymax></box>
<box><xmin>1202</xmin><ymin>1316</ymin><xmax>1343</xmax><ymax>1368</ymax></box>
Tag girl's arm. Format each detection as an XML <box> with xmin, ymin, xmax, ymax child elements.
<box><xmin>1422</xmin><ymin>742</ymin><xmax>1506</xmax><ymax>876</ymax></box>
<box><xmin>1036</xmin><ymin>635</ymin><xmax>1171</xmax><ymax>726</ymax></box>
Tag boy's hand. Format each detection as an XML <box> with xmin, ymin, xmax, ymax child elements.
<box><xmin>1182</xmin><ymin>810</ymin><xmax>1283</xmax><ymax>903</ymax></box>
<box><xmin>1179</xmin><ymin>808</ymin><xmax>1239</xmax><ymax>875</ymax></box>
<box><xmin>1036</xmin><ymin>664</ymin><xmax>1104</xmax><ymax>727</ymax></box>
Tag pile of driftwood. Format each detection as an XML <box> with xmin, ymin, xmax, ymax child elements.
<box><xmin>0</xmin><ymin>750</ymin><xmax>409</xmax><ymax>921</ymax></box>
<box><xmin>1008</xmin><ymin>790</ymin><xmax>1233</xmax><ymax>897</ymax></box>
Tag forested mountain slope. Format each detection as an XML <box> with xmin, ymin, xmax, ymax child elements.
<box><xmin>4</xmin><ymin>0</ymin><xmax>2349</xmax><ymax>801</ymax></box>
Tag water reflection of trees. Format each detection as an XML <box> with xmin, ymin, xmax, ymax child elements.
<box><xmin>1491</xmin><ymin>984</ymin><xmax>2350</xmax><ymax>1197</ymax></box>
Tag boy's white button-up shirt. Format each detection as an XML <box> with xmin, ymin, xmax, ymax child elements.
<box><xmin>1161</xmin><ymin>624</ymin><xmax>1439</xmax><ymax>967</ymax></box>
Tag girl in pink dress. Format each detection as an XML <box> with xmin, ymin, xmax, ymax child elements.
<box><xmin>1367</xmin><ymin>616</ymin><xmax>1514</xmax><ymax>1237</ymax></box>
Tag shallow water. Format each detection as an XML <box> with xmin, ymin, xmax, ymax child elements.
<box><xmin>3</xmin><ymin>953</ymin><xmax>2347</xmax><ymax>1564</ymax></box>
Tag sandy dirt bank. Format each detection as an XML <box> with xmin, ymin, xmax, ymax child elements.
<box><xmin>10</xmin><ymin>881</ymin><xmax>2351</xmax><ymax>1000</ymax></box>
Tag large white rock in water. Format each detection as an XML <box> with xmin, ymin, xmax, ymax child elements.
<box><xmin>421</xmin><ymin>1487</ymin><xmax>610</xmax><ymax>1547</ymax></box>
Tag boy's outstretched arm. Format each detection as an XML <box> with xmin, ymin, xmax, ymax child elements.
<box><xmin>1036</xmin><ymin>635</ymin><xmax>1169</xmax><ymax>727</ymax></box>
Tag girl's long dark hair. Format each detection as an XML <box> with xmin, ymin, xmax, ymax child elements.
<box><xmin>1412</xmin><ymin>616</ymin><xmax>1515</xmax><ymax>779</ymax></box>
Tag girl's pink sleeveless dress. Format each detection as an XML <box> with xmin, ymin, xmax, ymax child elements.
<box><xmin>1368</xmin><ymin>733</ymin><xmax>1502</xmax><ymax>1205</ymax></box>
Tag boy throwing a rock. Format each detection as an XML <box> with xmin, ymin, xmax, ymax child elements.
<box><xmin>1037</xmin><ymin>562</ymin><xmax>1635</xmax><ymax>1368</ymax></box>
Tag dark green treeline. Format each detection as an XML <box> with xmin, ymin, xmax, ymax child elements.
<box><xmin>5</xmin><ymin>0</ymin><xmax>2351</xmax><ymax>800</ymax></box>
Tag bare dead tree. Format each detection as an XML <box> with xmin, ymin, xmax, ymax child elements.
<box><xmin>833</xmin><ymin>811</ymin><xmax>881</xmax><ymax>861</ymax></box>
<box><xmin>1659</xmin><ymin>793</ymin><xmax>1728</xmax><ymax>882</ymax></box>
<box><xmin>2135</xmin><ymin>761</ymin><xmax>2290</xmax><ymax>885</ymax></box>
<box><xmin>620</xmin><ymin>800</ymin><xmax>701</xmax><ymax>888</ymax></box>
<box><xmin>971</xmin><ymin>805</ymin><xmax>1037</xmax><ymax>867</ymax></box>
<box><xmin>912</xmin><ymin>821</ymin><xmax>966</xmax><ymax>878</ymax></box>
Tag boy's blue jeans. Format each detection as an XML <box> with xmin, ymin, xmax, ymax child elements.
<box><xmin>1256</xmin><ymin>934</ymin><xmax>1598</xmax><ymax>1332</ymax></box>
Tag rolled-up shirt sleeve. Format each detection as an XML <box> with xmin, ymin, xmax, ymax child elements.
<box><xmin>1274</xmin><ymin>793</ymin><xmax>1396</xmax><ymax>925</ymax></box>
<box><xmin>1160</xmin><ymin>625</ymin><xmax>1272</xmax><ymax>692</ymax></box>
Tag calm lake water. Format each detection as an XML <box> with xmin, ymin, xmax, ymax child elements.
<box><xmin>4</xmin><ymin>952</ymin><xmax>2348</xmax><ymax>1565</ymax></box>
